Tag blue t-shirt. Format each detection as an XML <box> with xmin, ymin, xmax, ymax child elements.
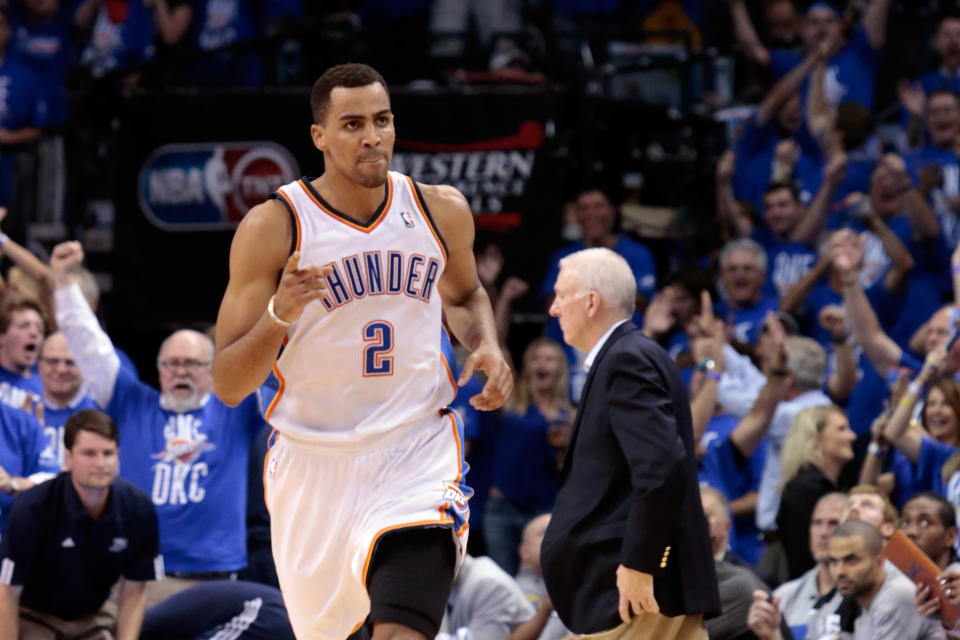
<box><xmin>920</xmin><ymin>69</ymin><xmax>960</xmax><ymax>98</ymax></box>
<box><xmin>539</xmin><ymin>234</ymin><xmax>657</xmax><ymax>303</ymax></box>
<box><xmin>916</xmin><ymin>436</ymin><xmax>959</xmax><ymax>496</ymax></box>
<box><xmin>41</xmin><ymin>394</ymin><xmax>100</xmax><ymax>468</ymax></box>
<box><xmin>105</xmin><ymin>368</ymin><xmax>263</xmax><ymax>573</ymax></box>
<box><xmin>191</xmin><ymin>0</ymin><xmax>262</xmax><ymax>86</ymax></box>
<box><xmin>715</xmin><ymin>295</ymin><xmax>780</xmax><ymax>346</ymax></box>
<box><xmin>732</xmin><ymin>116</ymin><xmax>822</xmax><ymax>214</ymax></box>
<box><xmin>78</xmin><ymin>0</ymin><xmax>154</xmax><ymax>77</ymax></box>
<box><xmin>906</xmin><ymin>145</ymin><xmax>960</xmax><ymax>251</ymax></box>
<box><xmin>0</xmin><ymin>403</ymin><xmax>58</xmax><ymax>531</ymax></box>
<box><xmin>0</xmin><ymin>364</ymin><xmax>43</xmax><ymax>414</ymax></box>
<box><xmin>825</xmin><ymin>212</ymin><xmax>914</xmax><ymax>290</ymax></box>
<box><xmin>490</xmin><ymin>404</ymin><xmax>566</xmax><ymax>513</ymax></box>
<box><xmin>752</xmin><ymin>227</ymin><xmax>817</xmax><ymax>298</ymax></box>
<box><xmin>698</xmin><ymin>413</ymin><xmax>766</xmax><ymax>564</ymax></box>
<box><xmin>0</xmin><ymin>58</ymin><xmax>45</xmax><ymax>205</ymax></box>
<box><xmin>772</xmin><ymin>27</ymin><xmax>879</xmax><ymax>108</ymax></box>
<box><xmin>8</xmin><ymin>2</ymin><xmax>80</xmax><ymax>126</ymax></box>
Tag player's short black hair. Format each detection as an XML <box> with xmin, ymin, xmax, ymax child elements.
<box><xmin>64</xmin><ymin>409</ymin><xmax>119</xmax><ymax>451</ymax></box>
<box><xmin>310</xmin><ymin>63</ymin><xmax>388</xmax><ymax>125</ymax></box>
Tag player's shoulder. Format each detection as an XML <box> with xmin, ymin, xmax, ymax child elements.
<box><xmin>232</xmin><ymin>197</ymin><xmax>292</xmax><ymax>260</ymax></box>
<box><xmin>414</xmin><ymin>182</ymin><xmax>471</xmax><ymax>217</ymax></box>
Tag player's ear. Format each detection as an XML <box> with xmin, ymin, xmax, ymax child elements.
<box><xmin>311</xmin><ymin>124</ymin><xmax>327</xmax><ymax>152</ymax></box>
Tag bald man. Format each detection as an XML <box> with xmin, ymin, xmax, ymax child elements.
<box><xmin>49</xmin><ymin>242</ymin><xmax>267</xmax><ymax>605</ymax></box>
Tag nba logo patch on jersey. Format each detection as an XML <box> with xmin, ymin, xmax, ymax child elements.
<box><xmin>400</xmin><ymin>211</ymin><xmax>416</xmax><ymax>228</ymax></box>
<box><xmin>267</xmin><ymin>456</ymin><xmax>278</xmax><ymax>481</ymax></box>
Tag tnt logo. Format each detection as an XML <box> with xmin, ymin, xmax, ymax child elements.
<box><xmin>400</xmin><ymin>211</ymin><xmax>416</xmax><ymax>228</ymax></box>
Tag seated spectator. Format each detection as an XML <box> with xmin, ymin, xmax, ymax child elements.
<box><xmin>753</xmin><ymin>512</ymin><xmax>943</xmax><ymax>639</ymax></box>
<box><xmin>514</xmin><ymin>513</ymin><xmax>549</xmax><ymax>604</ymax></box>
<box><xmin>899</xmin><ymin>492</ymin><xmax>960</xmax><ymax>572</ymax></box>
<box><xmin>777</xmin><ymin>405</ymin><xmax>856</xmax><ymax>579</ymax></box>
<box><xmin>771</xmin><ymin>492</ymin><xmax>846</xmax><ymax>637</ymax></box>
<box><xmin>37</xmin><ymin>331</ymin><xmax>98</xmax><ymax>467</ymax></box>
<box><xmin>513</xmin><ymin>513</ymin><xmax>571</xmax><ymax>640</ymax></box>
<box><xmin>140</xmin><ymin>580</ymin><xmax>295</xmax><ymax>640</ymax></box>
<box><xmin>0</xmin><ymin>410</ymin><xmax>162</xmax><ymax>639</ymax></box>
<box><xmin>714</xmin><ymin>238</ymin><xmax>780</xmax><ymax>348</ymax></box>
<box><xmin>0</xmin><ymin>296</ymin><xmax>45</xmax><ymax>412</ymax></box>
<box><xmin>0</xmin><ymin>398</ymin><xmax>58</xmax><ymax>530</ymax></box>
<box><xmin>916</xmin><ymin>14</ymin><xmax>960</xmax><ymax>99</ymax></box>
<box><xmin>437</xmin><ymin>555</ymin><xmax>541</xmax><ymax>640</ymax></box>
<box><xmin>700</xmin><ymin>485</ymin><xmax>770</xmax><ymax>640</ymax></box>
<box><xmin>51</xmin><ymin>241</ymin><xmax>266</xmax><ymax>605</ymax></box>
<box><xmin>484</xmin><ymin>338</ymin><xmax>571</xmax><ymax>576</ymax></box>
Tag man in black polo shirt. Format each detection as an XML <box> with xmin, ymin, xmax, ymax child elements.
<box><xmin>0</xmin><ymin>409</ymin><xmax>162</xmax><ymax>639</ymax></box>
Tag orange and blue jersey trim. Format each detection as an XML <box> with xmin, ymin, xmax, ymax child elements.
<box><xmin>273</xmin><ymin>189</ymin><xmax>303</xmax><ymax>253</ymax></box>
<box><xmin>406</xmin><ymin>177</ymin><xmax>449</xmax><ymax>262</ymax></box>
<box><xmin>299</xmin><ymin>176</ymin><xmax>392</xmax><ymax>234</ymax></box>
<box><xmin>441</xmin><ymin>408</ymin><xmax>472</xmax><ymax>537</ymax></box>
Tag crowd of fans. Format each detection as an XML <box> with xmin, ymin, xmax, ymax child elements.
<box><xmin>10</xmin><ymin>0</ymin><xmax>960</xmax><ymax>638</ymax></box>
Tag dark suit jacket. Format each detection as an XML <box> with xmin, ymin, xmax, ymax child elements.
<box><xmin>541</xmin><ymin>322</ymin><xmax>721</xmax><ymax>633</ymax></box>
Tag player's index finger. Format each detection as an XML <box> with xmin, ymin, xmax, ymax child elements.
<box><xmin>284</xmin><ymin>251</ymin><xmax>301</xmax><ymax>273</ymax></box>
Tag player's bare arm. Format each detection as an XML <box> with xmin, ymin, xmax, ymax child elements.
<box><xmin>422</xmin><ymin>183</ymin><xmax>513</xmax><ymax>410</ymax></box>
<box><xmin>212</xmin><ymin>199</ymin><xmax>331</xmax><ymax>406</ymax></box>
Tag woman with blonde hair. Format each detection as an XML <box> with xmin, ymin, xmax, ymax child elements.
<box><xmin>776</xmin><ymin>404</ymin><xmax>856</xmax><ymax>579</ymax></box>
<box><xmin>483</xmin><ymin>337</ymin><xmax>574</xmax><ymax>575</ymax></box>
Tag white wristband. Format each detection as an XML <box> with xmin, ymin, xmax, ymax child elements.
<box><xmin>267</xmin><ymin>295</ymin><xmax>293</xmax><ymax>328</ymax></box>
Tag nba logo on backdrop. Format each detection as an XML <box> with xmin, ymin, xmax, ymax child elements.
<box><xmin>138</xmin><ymin>141</ymin><xmax>300</xmax><ymax>230</ymax></box>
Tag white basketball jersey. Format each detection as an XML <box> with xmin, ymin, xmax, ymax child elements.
<box><xmin>265</xmin><ymin>172</ymin><xmax>457</xmax><ymax>443</ymax></box>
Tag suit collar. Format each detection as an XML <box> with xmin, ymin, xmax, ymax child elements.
<box><xmin>560</xmin><ymin>322</ymin><xmax>640</xmax><ymax>482</ymax></box>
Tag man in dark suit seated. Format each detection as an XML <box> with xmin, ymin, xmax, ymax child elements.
<box><xmin>541</xmin><ymin>247</ymin><xmax>721</xmax><ymax>639</ymax></box>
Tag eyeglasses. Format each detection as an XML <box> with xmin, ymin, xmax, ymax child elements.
<box><xmin>158</xmin><ymin>359</ymin><xmax>211</xmax><ymax>372</ymax></box>
<box><xmin>39</xmin><ymin>357</ymin><xmax>77</xmax><ymax>368</ymax></box>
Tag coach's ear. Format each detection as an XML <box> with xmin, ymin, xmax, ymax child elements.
<box><xmin>310</xmin><ymin>124</ymin><xmax>327</xmax><ymax>152</ymax></box>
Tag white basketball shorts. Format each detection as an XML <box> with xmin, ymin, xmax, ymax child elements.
<box><xmin>263</xmin><ymin>409</ymin><xmax>471</xmax><ymax>640</ymax></box>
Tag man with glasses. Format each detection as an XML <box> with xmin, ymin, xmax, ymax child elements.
<box><xmin>37</xmin><ymin>332</ymin><xmax>97</xmax><ymax>467</ymax></box>
<box><xmin>48</xmin><ymin>241</ymin><xmax>266</xmax><ymax>606</ymax></box>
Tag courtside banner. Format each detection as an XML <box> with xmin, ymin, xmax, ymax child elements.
<box><xmin>138</xmin><ymin>141</ymin><xmax>299</xmax><ymax>230</ymax></box>
<box><xmin>393</xmin><ymin>120</ymin><xmax>545</xmax><ymax>234</ymax></box>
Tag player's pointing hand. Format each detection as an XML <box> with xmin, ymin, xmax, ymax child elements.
<box><xmin>271</xmin><ymin>252</ymin><xmax>334</xmax><ymax>325</ymax></box>
<box><xmin>459</xmin><ymin>341</ymin><xmax>513</xmax><ymax>411</ymax></box>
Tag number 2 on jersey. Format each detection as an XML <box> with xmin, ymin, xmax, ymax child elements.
<box><xmin>362</xmin><ymin>320</ymin><xmax>394</xmax><ymax>376</ymax></box>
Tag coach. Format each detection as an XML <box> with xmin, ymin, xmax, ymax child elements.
<box><xmin>541</xmin><ymin>248</ymin><xmax>719</xmax><ymax>639</ymax></box>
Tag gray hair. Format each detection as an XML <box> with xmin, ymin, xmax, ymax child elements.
<box><xmin>719</xmin><ymin>238</ymin><xmax>768</xmax><ymax>275</ymax></box>
<box><xmin>558</xmin><ymin>248</ymin><xmax>636</xmax><ymax>318</ymax></box>
<box><xmin>67</xmin><ymin>267</ymin><xmax>100</xmax><ymax>308</ymax></box>
<box><xmin>786</xmin><ymin>336</ymin><xmax>827</xmax><ymax>390</ymax></box>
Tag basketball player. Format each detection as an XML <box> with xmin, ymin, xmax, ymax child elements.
<box><xmin>212</xmin><ymin>63</ymin><xmax>513</xmax><ymax>640</ymax></box>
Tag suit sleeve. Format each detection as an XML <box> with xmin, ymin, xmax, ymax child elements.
<box><xmin>605</xmin><ymin>349</ymin><xmax>687</xmax><ymax>574</ymax></box>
